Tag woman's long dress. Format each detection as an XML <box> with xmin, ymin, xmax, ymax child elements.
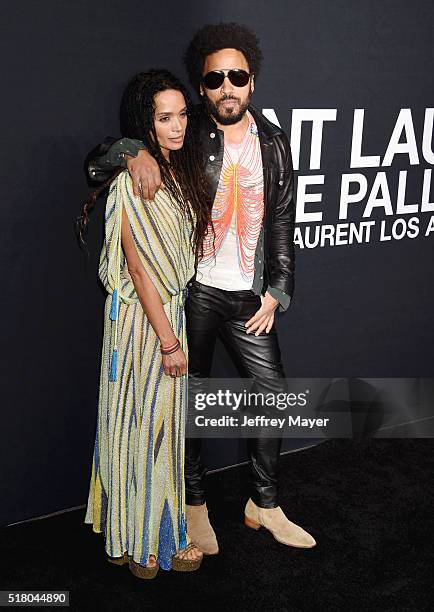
<box><xmin>84</xmin><ymin>170</ymin><xmax>195</xmax><ymax>571</ymax></box>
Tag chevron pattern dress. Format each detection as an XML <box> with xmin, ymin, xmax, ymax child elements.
<box><xmin>84</xmin><ymin>170</ymin><xmax>195</xmax><ymax>571</ymax></box>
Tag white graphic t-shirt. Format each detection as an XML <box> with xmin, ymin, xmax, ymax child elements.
<box><xmin>197</xmin><ymin>111</ymin><xmax>264</xmax><ymax>290</ymax></box>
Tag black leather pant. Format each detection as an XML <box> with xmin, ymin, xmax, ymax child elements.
<box><xmin>185</xmin><ymin>280</ymin><xmax>286</xmax><ymax>509</ymax></box>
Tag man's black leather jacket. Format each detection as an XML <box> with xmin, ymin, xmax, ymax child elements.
<box><xmin>86</xmin><ymin>104</ymin><xmax>295</xmax><ymax>312</ymax></box>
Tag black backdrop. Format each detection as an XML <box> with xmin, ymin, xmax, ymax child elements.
<box><xmin>1</xmin><ymin>0</ymin><xmax>433</xmax><ymax>527</ymax></box>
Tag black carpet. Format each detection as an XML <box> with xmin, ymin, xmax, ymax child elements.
<box><xmin>2</xmin><ymin>440</ymin><xmax>433</xmax><ymax>611</ymax></box>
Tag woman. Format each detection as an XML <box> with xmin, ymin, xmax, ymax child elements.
<box><xmin>76</xmin><ymin>70</ymin><xmax>211</xmax><ymax>578</ymax></box>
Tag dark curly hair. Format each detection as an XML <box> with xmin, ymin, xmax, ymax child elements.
<box><xmin>76</xmin><ymin>69</ymin><xmax>212</xmax><ymax>260</ymax></box>
<box><xmin>184</xmin><ymin>22</ymin><xmax>263</xmax><ymax>94</ymax></box>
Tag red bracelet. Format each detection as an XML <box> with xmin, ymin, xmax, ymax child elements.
<box><xmin>161</xmin><ymin>339</ymin><xmax>178</xmax><ymax>351</ymax></box>
<box><xmin>161</xmin><ymin>343</ymin><xmax>180</xmax><ymax>356</ymax></box>
<box><xmin>161</xmin><ymin>339</ymin><xmax>180</xmax><ymax>355</ymax></box>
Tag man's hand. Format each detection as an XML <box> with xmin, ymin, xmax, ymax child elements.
<box><xmin>126</xmin><ymin>149</ymin><xmax>161</xmax><ymax>200</ymax></box>
<box><xmin>245</xmin><ymin>291</ymin><xmax>279</xmax><ymax>336</ymax></box>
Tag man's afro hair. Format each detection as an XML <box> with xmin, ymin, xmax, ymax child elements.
<box><xmin>184</xmin><ymin>22</ymin><xmax>263</xmax><ymax>93</ymax></box>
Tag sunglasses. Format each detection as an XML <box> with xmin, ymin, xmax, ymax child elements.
<box><xmin>202</xmin><ymin>69</ymin><xmax>251</xmax><ymax>90</ymax></box>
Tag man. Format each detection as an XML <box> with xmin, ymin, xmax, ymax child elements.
<box><xmin>87</xmin><ymin>23</ymin><xmax>316</xmax><ymax>554</ymax></box>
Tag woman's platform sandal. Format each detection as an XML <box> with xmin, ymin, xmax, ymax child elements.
<box><xmin>107</xmin><ymin>552</ymin><xmax>130</xmax><ymax>566</ymax></box>
<box><xmin>171</xmin><ymin>542</ymin><xmax>203</xmax><ymax>572</ymax></box>
<box><xmin>128</xmin><ymin>556</ymin><xmax>159</xmax><ymax>580</ymax></box>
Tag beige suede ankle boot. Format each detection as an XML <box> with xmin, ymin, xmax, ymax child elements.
<box><xmin>186</xmin><ymin>503</ymin><xmax>219</xmax><ymax>555</ymax></box>
<box><xmin>244</xmin><ymin>498</ymin><xmax>316</xmax><ymax>548</ymax></box>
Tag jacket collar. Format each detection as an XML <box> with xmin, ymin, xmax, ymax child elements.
<box><xmin>247</xmin><ymin>104</ymin><xmax>282</xmax><ymax>141</ymax></box>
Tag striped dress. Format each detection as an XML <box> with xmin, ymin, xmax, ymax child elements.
<box><xmin>84</xmin><ymin>170</ymin><xmax>195</xmax><ymax>571</ymax></box>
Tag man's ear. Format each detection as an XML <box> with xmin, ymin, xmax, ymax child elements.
<box><xmin>199</xmin><ymin>85</ymin><xmax>204</xmax><ymax>96</ymax></box>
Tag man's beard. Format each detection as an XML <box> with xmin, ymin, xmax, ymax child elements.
<box><xmin>202</xmin><ymin>91</ymin><xmax>252</xmax><ymax>125</ymax></box>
